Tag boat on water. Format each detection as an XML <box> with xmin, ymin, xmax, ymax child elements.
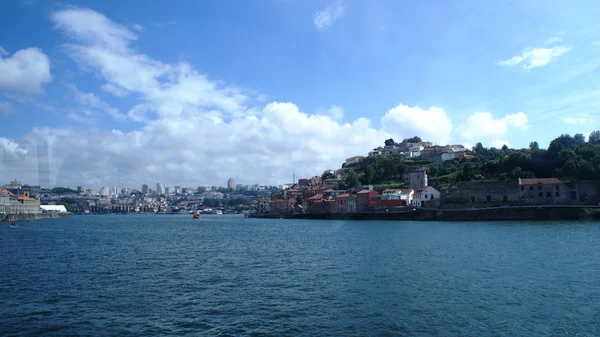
<box><xmin>193</xmin><ymin>211</ymin><xmax>201</xmax><ymax>219</ymax></box>
<box><xmin>9</xmin><ymin>219</ymin><xmax>16</xmax><ymax>227</ymax></box>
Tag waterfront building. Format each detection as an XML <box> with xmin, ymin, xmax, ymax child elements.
<box><xmin>380</xmin><ymin>189</ymin><xmax>414</xmax><ymax>203</ymax></box>
<box><xmin>156</xmin><ymin>183</ymin><xmax>165</xmax><ymax>195</ymax></box>
<box><xmin>142</xmin><ymin>184</ymin><xmax>149</xmax><ymax>194</ymax></box>
<box><xmin>412</xmin><ymin>186</ymin><xmax>441</xmax><ymax>207</ymax></box>
<box><xmin>77</xmin><ymin>186</ymin><xmax>85</xmax><ymax>193</ymax></box>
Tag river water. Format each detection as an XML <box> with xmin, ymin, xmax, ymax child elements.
<box><xmin>1</xmin><ymin>214</ymin><xmax>600</xmax><ymax>336</ymax></box>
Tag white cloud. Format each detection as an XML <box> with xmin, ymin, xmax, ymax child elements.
<box><xmin>0</xmin><ymin>47</ymin><xmax>51</xmax><ymax>93</ymax></box>
<box><xmin>0</xmin><ymin>101</ymin><xmax>15</xmax><ymax>114</ymax></box>
<box><xmin>496</xmin><ymin>45</ymin><xmax>571</xmax><ymax>70</ymax></box>
<box><xmin>313</xmin><ymin>1</ymin><xmax>344</xmax><ymax>30</ymax></box>
<box><xmin>68</xmin><ymin>85</ymin><xmax>126</xmax><ymax>122</ymax></box>
<box><xmin>52</xmin><ymin>8</ymin><xmax>248</xmax><ymax>120</ymax></box>
<box><xmin>545</xmin><ymin>36</ymin><xmax>562</xmax><ymax>45</ymax></box>
<box><xmin>561</xmin><ymin>117</ymin><xmax>586</xmax><ymax>125</ymax></box>
<box><xmin>101</xmin><ymin>83</ymin><xmax>129</xmax><ymax>97</ymax></box>
<box><xmin>0</xmin><ymin>103</ymin><xmax>390</xmax><ymax>188</ymax></box>
<box><xmin>490</xmin><ymin>139</ymin><xmax>510</xmax><ymax>149</ymax></box>
<box><xmin>326</xmin><ymin>104</ymin><xmax>344</xmax><ymax>120</ymax></box>
<box><xmin>380</xmin><ymin>104</ymin><xmax>452</xmax><ymax>145</ymax></box>
<box><xmin>459</xmin><ymin>112</ymin><xmax>528</xmax><ymax>141</ymax></box>
<box><xmin>131</xmin><ymin>24</ymin><xmax>144</xmax><ymax>31</ymax></box>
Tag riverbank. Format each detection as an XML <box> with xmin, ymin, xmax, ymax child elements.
<box><xmin>1</xmin><ymin>212</ymin><xmax>72</xmax><ymax>222</ymax></box>
<box><xmin>249</xmin><ymin>206</ymin><xmax>600</xmax><ymax>221</ymax></box>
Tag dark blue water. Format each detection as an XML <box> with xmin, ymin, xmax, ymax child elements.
<box><xmin>2</xmin><ymin>215</ymin><xmax>600</xmax><ymax>336</ymax></box>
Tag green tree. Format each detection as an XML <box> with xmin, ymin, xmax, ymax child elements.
<box><xmin>461</xmin><ymin>163</ymin><xmax>472</xmax><ymax>181</ymax></box>
<box><xmin>196</xmin><ymin>186</ymin><xmax>207</xmax><ymax>193</ymax></box>
<box><xmin>384</xmin><ymin>138</ymin><xmax>395</xmax><ymax>146</ymax></box>
<box><xmin>529</xmin><ymin>141</ymin><xmax>540</xmax><ymax>151</ymax></box>
<box><xmin>364</xmin><ymin>165</ymin><xmax>375</xmax><ymax>184</ymax></box>
<box><xmin>345</xmin><ymin>169</ymin><xmax>361</xmax><ymax>188</ymax></box>
<box><xmin>501</xmin><ymin>144</ymin><xmax>509</xmax><ymax>152</ymax></box>
<box><xmin>404</xmin><ymin>136</ymin><xmax>422</xmax><ymax>143</ymax></box>
<box><xmin>589</xmin><ymin>130</ymin><xmax>600</xmax><ymax>144</ymax></box>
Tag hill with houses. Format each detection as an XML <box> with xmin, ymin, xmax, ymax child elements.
<box><xmin>261</xmin><ymin>132</ymin><xmax>600</xmax><ymax>216</ymax></box>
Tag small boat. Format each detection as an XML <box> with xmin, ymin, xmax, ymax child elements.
<box><xmin>192</xmin><ymin>211</ymin><xmax>201</xmax><ymax>219</ymax></box>
<box><xmin>9</xmin><ymin>220</ymin><xmax>16</xmax><ymax>227</ymax></box>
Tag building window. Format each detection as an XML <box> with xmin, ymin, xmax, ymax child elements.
<box><xmin>538</xmin><ymin>192</ymin><xmax>543</xmax><ymax>197</ymax></box>
<box><xmin>546</xmin><ymin>192</ymin><xmax>551</xmax><ymax>197</ymax></box>
<box><xmin>431</xmin><ymin>195</ymin><xmax>434</xmax><ymax>200</ymax></box>
<box><xmin>503</xmin><ymin>195</ymin><xmax>508</xmax><ymax>202</ymax></box>
<box><xmin>555</xmin><ymin>184</ymin><xmax>559</xmax><ymax>190</ymax></box>
<box><xmin>529</xmin><ymin>186</ymin><xmax>534</xmax><ymax>191</ymax></box>
<box><xmin>537</xmin><ymin>184</ymin><xmax>542</xmax><ymax>190</ymax></box>
<box><xmin>520</xmin><ymin>186</ymin><xmax>524</xmax><ymax>191</ymax></box>
<box><xmin>556</xmin><ymin>191</ymin><xmax>560</xmax><ymax>197</ymax></box>
<box><xmin>471</xmin><ymin>196</ymin><xmax>475</xmax><ymax>202</ymax></box>
<box><xmin>486</xmin><ymin>195</ymin><xmax>491</xmax><ymax>202</ymax></box>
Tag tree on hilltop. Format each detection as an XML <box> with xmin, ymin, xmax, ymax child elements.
<box><xmin>384</xmin><ymin>138</ymin><xmax>395</xmax><ymax>146</ymax></box>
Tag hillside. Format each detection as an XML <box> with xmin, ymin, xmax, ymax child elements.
<box><xmin>346</xmin><ymin>131</ymin><xmax>600</xmax><ymax>190</ymax></box>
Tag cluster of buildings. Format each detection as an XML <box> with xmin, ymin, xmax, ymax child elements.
<box><xmin>367</xmin><ymin>140</ymin><xmax>472</xmax><ymax>162</ymax></box>
<box><xmin>262</xmin><ymin>169</ymin><xmax>442</xmax><ymax>215</ymax></box>
<box><xmin>0</xmin><ymin>177</ymin><xmax>280</xmax><ymax>215</ymax></box>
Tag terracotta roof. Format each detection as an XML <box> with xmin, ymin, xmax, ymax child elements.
<box><xmin>519</xmin><ymin>178</ymin><xmax>562</xmax><ymax>185</ymax></box>
<box><xmin>18</xmin><ymin>195</ymin><xmax>35</xmax><ymax>201</ymax></box>
<box><xmin>357</xmin><ymin>190</ymin><xmax>374</xmax><ymax>194</ymax></box>
<box><xmin>336</xmin><ymin>193</ymin><xmax>351</xmax><ymax>198</ymax></box>
<box><xmin>307</xmin><ymin>194</ymin><xmax>323</xmax><ymax>201</ymax></box>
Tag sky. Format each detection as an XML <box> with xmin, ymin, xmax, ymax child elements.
<box><xmin>1</xmin><ymin>0</ymin><xmax>599</xmax><ymax>189</ymax></box>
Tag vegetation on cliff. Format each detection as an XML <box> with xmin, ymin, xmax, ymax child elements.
<box><xmin>347</xmin><ymin>132</ymin><xmax>600</xmax><ymax>190</ymax></box>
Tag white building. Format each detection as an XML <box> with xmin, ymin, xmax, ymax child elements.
<box><xmin>156</xmin><ymin>183</ymin><xmax>165</xmax><ymax>195</ymax></box>
<box><xmin>40</xmin><ymin>205</ymin><xmax>68</xmax><ymax>213</ymax></box>
<box><xmin>380</xmin><ymin>189</ymin><xmax>414</xmax><ymax>203</ymax></box>
<box><xmin>411</xmin><ymin>186</ymin><xmax>441</xmax><ymax>207</ymax></box>
<box><xmin>409</xmin><ymin>145</ymin><xmax>424</xmax><ymax>157</ymax></box>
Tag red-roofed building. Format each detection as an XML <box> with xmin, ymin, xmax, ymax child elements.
<box><xmin>269</xmin><ymin>198</ymin><xmax>298</xmax><ymax>214</ymax></box>
<box><xmin>356</xmin><ymin>190</ymin><xmax>378</xmax><ymax>211</ymax></box>
<box><xmin>332</xmin><ymin>193</ymin><xmax>350</xmax><ymax>213</ymax></box>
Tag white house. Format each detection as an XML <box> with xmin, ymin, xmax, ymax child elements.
<box><xmin>381</xmin><ymin>189</ymin><xmax>414</xmax><ymax>203</ymax></box>
<box><xmin>411</xmin><ymin>186</ymin><xmax>440</xmax><ymax>207</ymax></box>
<box><xmin>409</xmin><ymin>145</ymin><xmax>424</xmax><ymax>157</ymax></box>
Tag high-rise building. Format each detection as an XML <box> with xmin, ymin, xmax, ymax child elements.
<box><xmin>142</xmin><ymin>184</ymin><xmax>149</xmax><ymax>194</ymax></box>
<box><xmin>227</xmin><ymin>178</ymin><xmax>236</xmax><ymax>190</ymax></box>
<box><xmin>174</xmin><ymin>185</ymin><xmax>182</xmax><ymax>194</ymax></box>
<box><xmin>77</xmin><ymin>185</ymin><xmax>84</xmax><ymax>193</ymax></box>
<box><xmin>100</xmin><ymin>186</ymin><xmax>110</xmax><ymax>196</ymax></box>
<box><xmin>165</xmin><ymin>187</ymin><xmax>172</xmax><ymax>195</ymax></box>
<box><xmin>156</xmin><ymin>183</ymin><xmax>165</xmax><ymax>195</ymax></box>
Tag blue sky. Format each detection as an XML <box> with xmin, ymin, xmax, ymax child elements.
<box><xmin>1</xmin><ymin>0</ymin><xmax>599</xmax><ymax>188</ymax></box>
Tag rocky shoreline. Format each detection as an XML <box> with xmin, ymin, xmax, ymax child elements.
<box><xmin>1</xmin><ymin>212</ymin><xmax>72</xmax><ymax>222</ymax></box>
